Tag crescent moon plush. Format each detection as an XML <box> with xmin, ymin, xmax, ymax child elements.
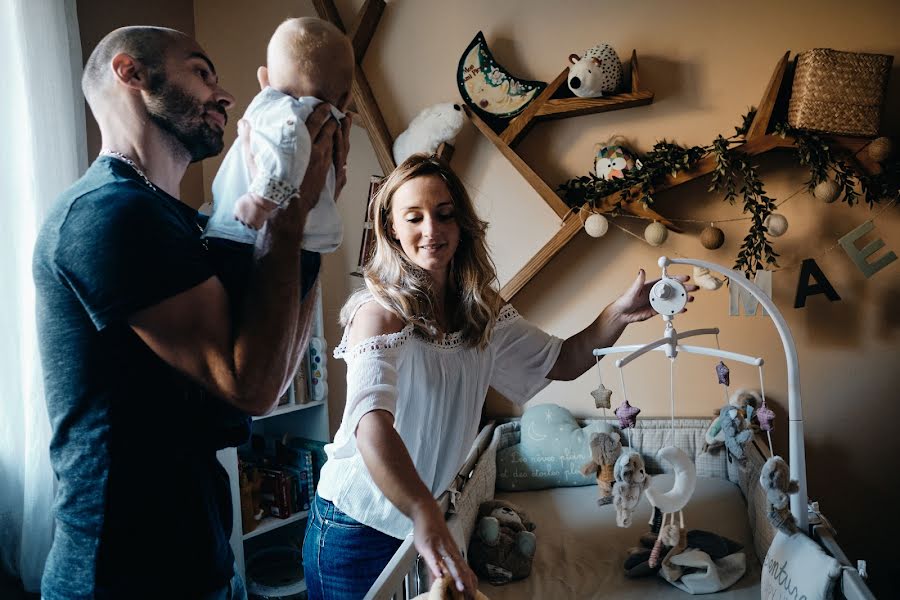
<box><xmin>644</xmin><ymin>446</ymin><xmax>697</xmax><ymax>513</ymax></box>
<box><xmin>457</xmin><ymin>31</ymin><xmax>546</xmax><ymax>131</ymax></box>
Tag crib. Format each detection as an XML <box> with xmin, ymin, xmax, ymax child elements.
<box><xmin>363</xmin><ymin>258</ymin><xmax>876</xmax><ymax>599</ymax></box>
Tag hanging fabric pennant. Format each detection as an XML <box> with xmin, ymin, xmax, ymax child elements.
<box><xmin>794</xmin><ymin>259</ymin><xmax>841</xmax><ymax>309</ymax></box>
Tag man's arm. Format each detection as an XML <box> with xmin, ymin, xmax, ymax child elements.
<box><xmin>129</xmin><ymin>104</ymin><xmax>338</xmax><ymax>416</ymax></box>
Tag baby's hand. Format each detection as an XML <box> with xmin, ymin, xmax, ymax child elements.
<box><xmin>234</xmin><ymin>193</ymin><xmax>279</xmax><ymax>230</ymax></box>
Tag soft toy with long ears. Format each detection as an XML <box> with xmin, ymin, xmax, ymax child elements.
<box><xmin>612</xmin><ymin>448</ymin><xmax>650</xmax><ymax>527</ymax></box>
<box><xmin>580</xmin><ymin>431</ymin><xmax>622</xmax><ymax>506</ymax></box>
<box><xmin>759</xmin><ymin>456</ymin><xmax>800</xmax><ymax>535</ymax></box>
<box><xmin>468</xmin><ymin>500</ymin><xmax>537</xmax><ymax>585</ymax></box>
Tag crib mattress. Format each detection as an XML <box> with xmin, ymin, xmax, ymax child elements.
<box><xmin>484</xmin><ymin>475</ymin><xmax>761</xmax><ymax>599</ymax></box>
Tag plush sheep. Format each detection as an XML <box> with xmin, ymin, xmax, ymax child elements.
<box><xmin>392</xmin><ymin>103</ymin><xmax>465</xmax><ymax>165</ymax></box>
<box><xmin>567</xmin><ymin>43</ymin><xmax>623</xmax><ymax>98</ymax></box>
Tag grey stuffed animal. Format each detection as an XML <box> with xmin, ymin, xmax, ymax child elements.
<box><xmin>759</xmin><ymin>456</ymin><xmax>800</xmax><ymax>535</ymax></box>
<box><xmin>580</xmin><ymin>431</ymin><xmax>622</xmax><ymax>506</ymax></box>
<box><xmin>612</xmin><ymin>448</ymin><xmax>649</xmax><ymax>527</ymax></box>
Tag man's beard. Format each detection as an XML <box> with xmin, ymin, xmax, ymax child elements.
<box><xmin>145</xmin><ymin>77</ymin><xmax>226</xmax><ymax>163</ymax></box>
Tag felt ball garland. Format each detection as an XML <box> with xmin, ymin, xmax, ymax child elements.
<box><xmin>813</xmin><ymin>179</ymin><xmax>840</xmax><ymax>204</ymax></box>
<box><xmin>700</xmin><ymin>224</ymin><xmax>725</xmax><ymax>250</ymax></box>
<box><xmin>764</xmin><ymin>213</ymin><xmax>788</xmax><ymax>237</ymax></box>
<box><xmin>867</xmin><ymin>137</ymin><xmax>892</xmax><ymax>163</ymax></box>
<box><xmin>644</xmin><ymin>221</ymin><xmax>668</xmax><ymax>246</ymax></box>
<box><xmin>584</xmin><ymin>213</ymin><xmax>609</xmax><ymax>238</ymax></box>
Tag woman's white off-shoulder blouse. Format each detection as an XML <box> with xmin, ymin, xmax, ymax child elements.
<box><xmin>316</xmin><ymin>302</ymin><xmax>563</xmax><ymax>538</ymax></box>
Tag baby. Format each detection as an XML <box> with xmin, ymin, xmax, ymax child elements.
<box><xmin>204</xmin><ymin>17</ymin><xmax>354</xmax><ymax>253</ymax></box>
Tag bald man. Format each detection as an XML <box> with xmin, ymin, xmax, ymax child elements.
<box><xmin>33</xmin><ymin>26</ymin><xmax>350</xmax><ymax>599</ymax></box>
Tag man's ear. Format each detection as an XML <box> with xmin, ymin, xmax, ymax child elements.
<box><xmin>111</xmin><ymin>53</ymin><xmax>150</xmax><ymax>91</ymax></box>
<box><xmin>257</xmin><ymin>66</ymin><xmax>269</xmax><ymax>90</ymax></box>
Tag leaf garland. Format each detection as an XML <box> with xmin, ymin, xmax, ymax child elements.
<box><xmin>557</xmin><ymin>111</ymin><xmax>899</xmax><ymax>277</ymax></box>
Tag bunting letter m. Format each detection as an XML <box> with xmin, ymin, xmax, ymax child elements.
<box><xmin>729</xmin><ymin>270</ymin><xmax>773</xmax><ymax>316</ymax></box>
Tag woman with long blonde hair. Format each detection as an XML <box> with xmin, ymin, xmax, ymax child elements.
<box><xmin>303</xmin><ymin>155</ymin><xmax>695</xmax><ymax>599</ymax></box>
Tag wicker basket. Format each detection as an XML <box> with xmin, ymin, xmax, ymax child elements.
<box><xmin>788</xmin><ymin>48</ymin><xmax>892</xmax><ymax>137</ymax></box>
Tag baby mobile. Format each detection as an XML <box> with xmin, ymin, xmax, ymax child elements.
<box><xmin>592</xmin><ymin>259</ymin><xmax>785</xmax><ymax>573</ymax></box>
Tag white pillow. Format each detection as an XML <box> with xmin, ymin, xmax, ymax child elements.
<box><xmin>761</xmin><ymin>531</ymin><xmax>842</xmax><ymax>599</ymax></box>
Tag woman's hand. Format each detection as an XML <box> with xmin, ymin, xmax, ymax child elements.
<box><xmin>547</xmin><ymin>269</ymin><xmax>698</xmax><ymax>381</ymax></box>
<box><xmin>410</xmin><ymin>499</ymin><xmax>479</xmax><ymax>600</ymax></box>
<box><xmin>606</xmin><ymin>269</ymin><xmax>697</xmax><ymax>325</ymax></box>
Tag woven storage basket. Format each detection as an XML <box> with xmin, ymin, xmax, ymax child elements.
<box><xmin>788</xmin><ymin>48</ymin><xmax>892</xmax><ymax>137</ymax></box>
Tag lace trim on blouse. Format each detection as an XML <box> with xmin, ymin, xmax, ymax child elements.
<box><xmin>333</xmin><ymin>303</ymin><xmax>521</xmax><ymax>361</ymax></box>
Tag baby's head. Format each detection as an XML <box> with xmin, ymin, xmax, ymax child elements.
<box><xmin>261</xmin><ymin>17</ymin><xmax>354</xmax><ymax>110</ymax></box>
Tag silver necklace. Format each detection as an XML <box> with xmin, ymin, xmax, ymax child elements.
<box><xmin>100</xmin><ymin>148</ymin><xmax>208</xmax><ymax>248</ymax></box>
<box><xmin>100</xmin><ymin>149</ymin><xmax>157</xmax><ymax>192</ymax></box>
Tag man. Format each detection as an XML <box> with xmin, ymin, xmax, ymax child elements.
<box><xmin>33</xmin><ymin>26</ymin><xmax>349</xmax><ymax>598</ymax></box>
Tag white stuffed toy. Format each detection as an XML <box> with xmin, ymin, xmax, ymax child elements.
<box><xmin>567</xmin><ymin>43</ymin><xmax>623</xmax><ymax>98</ymax></box>
<box><xmin>393</xmin><ymin>102</ymin><xmax>465</xmax><ymax>165</ymax></box>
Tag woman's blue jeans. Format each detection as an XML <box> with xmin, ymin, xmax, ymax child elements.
<box><xmin>302</xmin><ymin>493</ymin><xmax>403</xmax><ymax>600</ymax></box>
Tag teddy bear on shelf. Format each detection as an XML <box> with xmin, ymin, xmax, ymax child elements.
<box><xmin>468</xmin><ymin>500</ymin><xmax>537</xmax><ymax>585</ymax></box>
<box><xmin>612</xmin><ymin>448</ymin><xmax>650</xmax><ymax>528</ymax></box>
<box><xmin>580</xmin><ymin>430</ymin><xmax>622</xmax><ymax>506</ymax></box>
<box><xmin>392</xmin><ymin>102</ymin><xmax>466</xmax><ymax>165</ymax></box>
<box><xmin>759</xmin><ymin>456</ymin><xmax>800</xmax><ymax>535</ymax></box>
<box><xmin>703</xmin><ymin>389</ymin><xmax>760</xmax><ymax>462</ymax></box>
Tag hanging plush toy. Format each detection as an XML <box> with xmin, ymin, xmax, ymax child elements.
<box><xmin>703</xmin><ymin>389</ymin><xmax>760</xmax><ymax>460</ymax></box>
<box><xmin>612</xmin><ymin>449</ymin><xmax>650</xmax><ymax>527</ymax></box>
<box><xmin>615</xmin><ymin>399</ymin><xmax>641</xmax><ymax>429</ymax></box>
<box><xmin>580</xmin><ymin>431</ymin><xmax>622</xmax><ymax>506</ymax></box>
<box><xmin>594</xmin><ymin>136</ymin><xmax>638</xmax><ymax>180</ymax></box>
<box><xmin>759</xmin><ymin>456</ymin><xmax>800</xmax><ymax>535</ymax></box>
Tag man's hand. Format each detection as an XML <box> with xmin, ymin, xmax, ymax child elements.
<box><xmin>333</xmin><ymin>111</ymin><xmax>354</xmax><ymax>199</ymax></box>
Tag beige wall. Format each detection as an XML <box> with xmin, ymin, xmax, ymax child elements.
<box><xmin>77</xmin><ymin>0</ymin><xmax>205</xmax><ymax>205</ymax></box>
<box><xmin>192</xmin><ymin>0</ymin><xmax>899</xmax><ymax>594</ymax></box>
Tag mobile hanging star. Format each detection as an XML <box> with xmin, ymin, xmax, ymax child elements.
<box><xmin>756</xmin><ymin>402</ymin><xmax>776</xmax><ymax>432</ymax></box>
<box><xmin>591</xmin><ymin>384</ymin><xmax>613</xmax><ymax>409</ymax></box>
<box><xmin>615</xmin><ymin>399</ymin><xmax>641</xmax><ymax>429</ymax></box>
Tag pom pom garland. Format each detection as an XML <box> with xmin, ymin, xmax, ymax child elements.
<box><xmin>700</xmin><ymin>225</ymin><xmax>725</xmax><ymax>250</ymax></box>
<box><xmin>644</xmin><ymin>222</ymin><xmax>668</xmax><ymax>246</ymax></box>
<box><xmin>584</xmin><ymin>213</ymin><xmax>610</xmax><ymax>237</ymax></box>
<box><xmin>813</xmin><ymin>179</ymin><xmax>840</xmax><ymax>204</ymax></box>
<box><xmin>764</xmin><ymin>213</ymin><xmax>788</xmax><ymax>237</ymax></box>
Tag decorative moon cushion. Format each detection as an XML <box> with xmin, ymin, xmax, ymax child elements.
<box><xmin>457</xmin><ymin>31</ymin><xmax>546</xmax><ymax>130</ymax></box>
<box><xmin>496</xmin><ymin>403</ymin><xmax>612</xmax><ymax>491</ymax></box>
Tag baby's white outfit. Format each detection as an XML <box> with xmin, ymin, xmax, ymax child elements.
<box><xmin>204</xmin><ymin>87</ymin><xmax>344</xmax><ymax>252</ymax></box>
<box><xmin>317</xmin><ymin>297</ymin><xmax>563</xmax><ymax>539</ymax></box>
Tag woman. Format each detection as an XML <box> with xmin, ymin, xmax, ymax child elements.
<box><xmin>302</xmin><ymin>155</ymin><xmax>694</xmax><ymax>599</ymax></box>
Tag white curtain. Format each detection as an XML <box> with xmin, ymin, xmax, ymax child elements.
<box><xmin>0</xmin><ymin>0</ymin><xmax>86</xmax><ymax>592</ymax></box>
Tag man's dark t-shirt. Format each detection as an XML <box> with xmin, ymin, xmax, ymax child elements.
<box><xmin>33</xmin><ymin>157</ymin><xmax>251</xmax><ymax>598</ymax></box>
